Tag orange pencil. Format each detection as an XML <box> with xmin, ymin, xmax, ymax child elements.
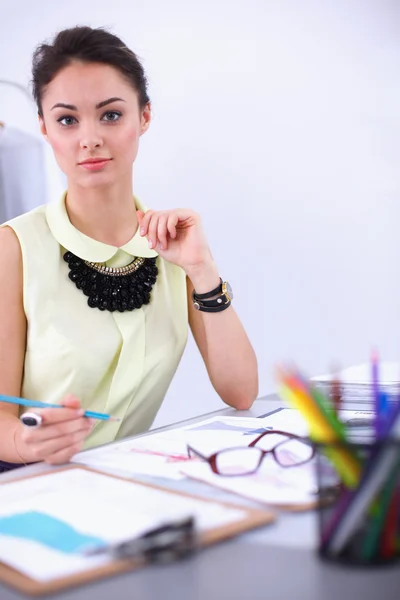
<box><xmin>276</xmin><ymin>365</ymin><xmax>361</xmax><ymax>487</ymax></box>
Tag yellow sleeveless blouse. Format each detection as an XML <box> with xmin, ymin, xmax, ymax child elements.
<box><xmin>2</xmin><ymin>194</ymin><xmax>188</xmax><ymax>449</ymax></box>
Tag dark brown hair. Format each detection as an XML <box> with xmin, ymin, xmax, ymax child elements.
<box><xmin>31</xmin><ymin>26</ymin><xmax>150</xmax><ymax>116</ymax></box>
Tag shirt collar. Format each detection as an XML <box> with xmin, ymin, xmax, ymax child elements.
<box><xmin>46</xmin><ymin>192</ymin><xmax>158</xmax><ymax>262</ymax></box>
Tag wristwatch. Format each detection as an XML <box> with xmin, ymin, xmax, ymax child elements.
<box><xmin>192</xmin><ymin>280</ymin><xmax>233</xmax><ymax>312</ymax></box>
<box><xmin>221</xmin><ymin>281</ymin><xmax>233</xmax><ymax>303</ymax></box>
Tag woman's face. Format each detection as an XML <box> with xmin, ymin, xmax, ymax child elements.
<box><xmin>39</xmin><ymin>61</ymin><xmax>151</xmax><ymax>189</ymax></box>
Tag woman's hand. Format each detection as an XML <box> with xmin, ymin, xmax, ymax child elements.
<box><xmin>137</xmin><ymin>209</ymin><xmax>213</xmax><ymax>274</ymax></box>
<box><xmin>15</xmin><ymin>395</ymin><xmax>93</xmax><ymax>465</ymax></box>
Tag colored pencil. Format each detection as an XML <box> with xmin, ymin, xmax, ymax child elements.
<box><xmin>0</xmin><ymin>394</ymin><xmax>120</xmax><ymax>421</ymax></box>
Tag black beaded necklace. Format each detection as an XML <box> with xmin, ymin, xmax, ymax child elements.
<box><xmin>63</xmin><ymin>251</ymin><xmax>158</xmax><ymax>312</ymax></box>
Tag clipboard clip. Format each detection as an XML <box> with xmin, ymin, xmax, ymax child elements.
<box><xmin>85</xmin><ymin>516</ymin><xmax>197</xmax><ymax>564</ymax></box>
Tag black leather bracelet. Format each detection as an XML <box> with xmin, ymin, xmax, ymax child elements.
<box><xmin>193</xmin><ymin>278</ymin><xmax>222</xmax><ymax>300</ymax></box>
<box><xmin>193</xmin><ymin>299</ymin><xmax>231</xmax><ymax>313</ymax></box>
<box><xmin>192</xmin><ymin>292</ymin><xmax>229</xmax><ymax>309</ymax></box>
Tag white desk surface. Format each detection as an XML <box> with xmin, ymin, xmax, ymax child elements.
<box><xmin>0</xmin><ymin>395</ymin><xmax>399</xmax><ymax>600</ymax></box>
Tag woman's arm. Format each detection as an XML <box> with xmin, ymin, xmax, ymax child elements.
<box><xmin>137</xmin><ymin>207</ymin><xmax>259</xmax><ymax>410</ymax></box>
<box><xmin>0</xmin><ymin>227</ymin><xmax>28</xmax><ymax>462</ymax></box>
<box><xmin>186</xmin><ymin>261</ymin><xmax>258</xmax><ymax>410</ymax></box>
<box><xmin>0</xmin><ymin>228</ymin><xmax>92</xmax><ymax>465</ymax></box>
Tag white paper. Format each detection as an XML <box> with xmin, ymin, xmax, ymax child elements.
<box><xmin>311</xmin><ymin>363</ymin><xmax>400</xmax><ymax>406</ymax></box>
<box><xmin>311</xmin><ymin>362</ymin><xmax>400</xmax><ymax>385</ymax></box>
<box><xmin>73</xmin><ymin>443</ymin><xmax>187</xmax><ymax>480</ymax></box>
<box><xmin>256</xmin><ymin>408</ymin><xmax>373</xmax><ymax>435</ymax></box>
<box><xmin>179</xmin><ymin>460</ymin><xmax>317</xmax><ymax>507</ymax></box>
<box><xmin>0</xmin><ymin>468</ymin><xmax>246</xmax><ymax>582</ymax></box>
<box><xmin>178</xmin><ymin>409</ymin><xmax>374</xmax><ymax>506</ymax></box>
<box><xmin>73</xmin><ymin>416</ymin><xmax>281</xmax><ymax>478</ymax></box>
<box><xmin>74</xmin><ymin>410</ymin><xmax>373</xmax><ymax>478</ymax></box>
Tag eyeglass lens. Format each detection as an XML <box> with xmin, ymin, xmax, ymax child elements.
<box><xmin>214</xmin><ymin>433</ymin><xmax>314</xmax><ymax>475</ymax></box>
<box><xmin>215</xmin><ymin>447</ymin><xmax>263</xmax><ymax>475</ymax></box>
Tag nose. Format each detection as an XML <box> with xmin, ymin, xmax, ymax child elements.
<box><xmin>79</xmin><ymin>124</ymin><xmax>103</xmax><ymax>151</ymax></box>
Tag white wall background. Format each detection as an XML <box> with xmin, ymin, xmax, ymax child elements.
<box><xmin>0</xmin><ymin>0</ymin><xmax>399</xmax><ymax>427</ymax></box>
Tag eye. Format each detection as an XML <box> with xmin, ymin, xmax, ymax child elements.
<box><xmin>57</xmin><ymin>115</ymin><xmax>77</xmax><ymax>127</ymax></box>
<box><xmin>101</xmin><ymin>111</ymin><xmax>122</xmax><ymax>123</ymax></box>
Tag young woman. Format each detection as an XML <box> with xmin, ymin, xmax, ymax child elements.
<box><xmin>0</xmin><ymin>26</ymin><xmax>258</xmax><ymax>471</ymax></box>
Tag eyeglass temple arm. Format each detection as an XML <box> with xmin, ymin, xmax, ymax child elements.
<box><xmin>248</xmin><ymin>429</ymin><xmax>309</xmax><ymax>448</ymax></box>
<box><xmin>186</xmin><ymin>445</ymin><xmax>208</xmax><ymax>460</ymax></box>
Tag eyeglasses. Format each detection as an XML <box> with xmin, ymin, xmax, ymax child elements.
<box><xmin>187</xmin><ymin>430</ymin><xmax>315</xmax><ymax>476</ymax></box>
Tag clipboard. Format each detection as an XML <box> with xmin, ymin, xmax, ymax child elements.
<box><xmin>0</xmin><ymin>465</ymin><xmax>275</xmax><ymax>596</ymax></box>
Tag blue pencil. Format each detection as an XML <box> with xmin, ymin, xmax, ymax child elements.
<box><xmin>0</xmin><ymin>394</ymin><xmax>120</xmax><ymax>422</ymax></box>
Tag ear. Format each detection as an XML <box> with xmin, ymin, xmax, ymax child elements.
<box><xmin>140</xmin><ymin>103</ymin><xmax>151</xmax><ymax>136</ymax></box>
<box><xmin>38</xmin><ymin>115</ymin><xmax>48</xmax><ymax>141</ymax></box>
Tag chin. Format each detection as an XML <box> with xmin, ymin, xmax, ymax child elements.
<box><xmin>75</xmin><ymin>173</ymin><xmax>116</xmax><ymax>189</ymax></box>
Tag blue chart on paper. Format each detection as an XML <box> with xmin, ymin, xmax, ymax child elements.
<box><xmin>0</xmin><ymin>511</ymin><xmax>104</xmax><ymax>554</ymax></box>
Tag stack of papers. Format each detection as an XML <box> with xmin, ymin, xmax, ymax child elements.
<box><xmin>179</xmin><ymin>453</ymin><xmax>317</xmax><ymax>508</ymax></box>
<box><xmin>74</xmin><ymin>416</ymin><xmax>285</xmax><ymax>481</ymax></box>
<box><xmin>74</xmin><ymin>409</ymin><xmax>373</xmax><ymax>507</ymax></box>
<box><xmin>311</xmin><ymin>362</ymin><xmax>400</xmax><ymax>407</ymax></box>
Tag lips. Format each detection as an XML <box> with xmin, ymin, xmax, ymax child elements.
<box><xmin>78</xmin><ymin>158</ymin><xmax>111</xmax><ymax>165</ymax></box>
<box><xmin>78</xmin><ymin>158</ymin><xmax>112</xmax><ymax>171</ymax></box>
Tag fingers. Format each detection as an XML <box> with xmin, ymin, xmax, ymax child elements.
<box><xmin>36</xmin><ymin>406</ymin><xmax>84</xmax><ymax>425</ymax></box>
<box><xmin>22</xmin><ymin>418</ymin><xmax>92</xmax><ymax>463</ymax></box>
<box><xmin>167</xmin><ymin>213</ymin><xmax>178</xmax><ymax>239</ymax></box>
<box><xmin>18</xmin><ymin>394</ymin><xmax>94</xmax><ymax>464</ymax></box>
<box><xmin>25</xmin><ymin>416</ymin><xmax>92</xmax><ymax>443</ymax></box>
<box><xmin>40</xmin><ymin>425</ymin><xmax>90</xmax><ymax>462</ymax></box>
<box><xmin>157</xmin><ymin>214</ymin><xmax>169</xmax><ymax>250</ymax></box>
<box><xmin>34</xmin><ymin>395</ymin><xmax>83</xmax><ymax>425</ymax></box>
<box><xmin>140</xmin><ymin>211</ymin><xmax>168</xmax><ymax>250</ymax></box>
<box><xmin>146</xmin><ymin>212</ymin><xmax>159</xmax><ymax>249</ymax></box>
<box><xmin>44</xmin><ymin>436</ymin><xmax>89</xmax><ymax>465</ymax></box>
<box><xmin>60</xmin><ymin>394</ymin><xmax>81</xmax><ymax>409</ymax></box>
<box><xmin>138</xmin><ymin>210</ymin><xmax>152</xmax><ymax>238</ymax></box>
<box><xmin>139</xmin><ymin>211</ymin><xmax>183</xmax><ymax>250</ymax></box>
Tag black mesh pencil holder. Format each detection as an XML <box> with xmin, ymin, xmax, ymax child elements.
<box><xmin>315</xmin><ymin>439</ymin><xmax>400</xmax><ymax>567</ymax></box>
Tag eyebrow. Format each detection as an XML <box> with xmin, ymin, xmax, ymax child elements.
<box><xmin>50</xmin><ymin>97</ymin><xmax>126</xmax><ymax>111</ymax></box>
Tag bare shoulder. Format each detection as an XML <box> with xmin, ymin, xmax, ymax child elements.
<box><xmin>0</xmin><ymin>226</ymin><xmax>23</xmax><ymax>295</ymax></box>
<box><xmin>0</xmin><ymin>226</ymin><xmax>22</xmax><ymax>260</ymax></box>
<box><xmin>0</xmin><ymin>227</ymin><xmax>26</xmax><ymax>408</ymax></box>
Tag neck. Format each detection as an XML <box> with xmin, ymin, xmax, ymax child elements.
<box><xmin>65</xmin><ymin>178</ymin><xmax>138</xmax><ymax>247</ymax></box>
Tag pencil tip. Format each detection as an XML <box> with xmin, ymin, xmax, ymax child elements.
<box><xmin>109</xmin><ymin>416</ymin><xmax>121</xmax><ymax>422</ymax></box>
<box><xmin>371</xmin><ymin>349</ymin><xmax>379</xmax><ymax>362</ymax></box>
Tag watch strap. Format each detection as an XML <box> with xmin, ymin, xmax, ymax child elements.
<box><xmin>193</xmin><ymin>299</ymin><xmax>232</xmax><ymax>313</ymax></box>
<box><xmin>193</xmin><ymin>278</ymin><xmax>222</xmax><ymax>300</ymax></box>
<box><xmin>192</xmin><ymin>292</ymin><xmax>230</xmax><ymax>309</ymax></box>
